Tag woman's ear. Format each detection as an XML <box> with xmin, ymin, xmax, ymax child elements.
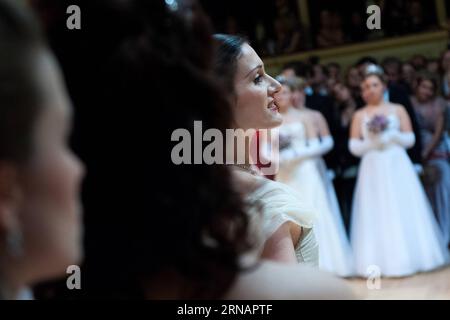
<box><xmin>0</xmin><ymin>162</ymin><xmax>21</xmax><ymax>243</ymax></box>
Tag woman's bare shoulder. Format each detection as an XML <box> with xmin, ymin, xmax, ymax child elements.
<box><xmin>309</xmin><ymin>109</ymin><xmax>323</xmax><ymax>118</ymax></box>
<box><xmin>351</xmin><ymin>108</ymin><xmax>364</xmax><ymax>120</ymax></box>
<box><xmin>388</xmin><ymin>103</ymin><xmax>408</xmax><ymax>117</ymax></box>
<box><xmin>387</xmin><ymin>102</ymin><xmax>404</xmax><ymax>111</ymax></box>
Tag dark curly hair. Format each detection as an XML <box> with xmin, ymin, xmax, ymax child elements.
<box><xmin>34</xmin><ymin>0</ymin><xmax>253</xmax><ymax>299</ymax></box>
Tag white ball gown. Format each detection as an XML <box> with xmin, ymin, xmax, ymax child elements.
<box><xmin>276</xmin><ymin>121</ymin><xmax>355</xmax><ymax>277</ymax></box>
<box><xmin>350</xmin><ymin>111</ymin><xmax>450</xmax><ymax>277</ymax></box>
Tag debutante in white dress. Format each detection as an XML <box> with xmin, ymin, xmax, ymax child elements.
<box><xmin>350</xmin><ymin>110</ymin><xmax>449</xmax><ymax>277</ymax></box>
<box><xmin>276</xmin><ymin>121</ymin><xmax>355</xmax><ymax>277</ymax></box>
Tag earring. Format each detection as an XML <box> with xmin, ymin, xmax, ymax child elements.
<box><xmin>6</xmin><ymin>229</ymin><xmax>23</xmax><ymax>258</ymax></box>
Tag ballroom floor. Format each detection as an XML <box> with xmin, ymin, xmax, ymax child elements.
<box><xmin>345</xmin><ymin>265</ymin><xmax>450</xmax><ymax>299</ymax></box>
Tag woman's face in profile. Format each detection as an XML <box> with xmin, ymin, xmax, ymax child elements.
<box><xmin>16</xmin><ymin>50</ymin><xmax>85</xmax><ymax>282</ymax></box>
<box><xmin>361</xmin><ymin>75</ymin><xmax>385</xmax><ymax>105</ymax></box>
<box><xmin>232</xmin><ymin>43</ymin><xmax>282</xmax><ymax>130</ymax></box>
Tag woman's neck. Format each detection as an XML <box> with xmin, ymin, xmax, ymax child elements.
<box><xmin>295</xmin><ymin>104</ymin><xmax>306</xmax><ymax>111</ymax></box>
<box><xmin>366</xmin><ymin>101</ymin><xmax>383</xmax><ymax>109</ymax></box>
<box><xmin>343</xmin><ymin>97</ymin><xmax>356</xmax><ymax>107</ymax></box>
<box><xmin>416</xmin><ymin>95</ymin><xmax>433</xmax><ymax>105</ymax></box>
<box><xmin>229</xmin><ymin>130</ymin><xmax>253</xmax><ymax>166</ymax></box>
<box><xmin>279</xmin><ymin>105</ymin><xmax>293</xmax><ymax>115</ymax></box>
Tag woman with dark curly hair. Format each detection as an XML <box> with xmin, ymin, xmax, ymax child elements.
<box><xmin>212</xmin><ymin>34</ymin><xmax>320</xmax><ymax>266</ymax></box>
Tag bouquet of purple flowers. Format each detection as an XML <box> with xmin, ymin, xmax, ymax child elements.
<box><xmin>367</xmin><ymin>114</ymin><xmax>389</xmax><ymax>135</ymax></box>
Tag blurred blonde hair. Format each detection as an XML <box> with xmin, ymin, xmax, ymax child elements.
<box><xmin>276</xmin><ymin>75</ymin><xmax>307</xmax><ymax>92</ymax></box>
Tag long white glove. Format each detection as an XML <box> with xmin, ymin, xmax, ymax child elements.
<box><xmin>349</xmin><ymin>131</ymin><xmax>415</xmax><ymax>157</ymax></box>
<box><xmin>280</xmin><ymin>137</ymin><xmax>331</xmax><ymax>163</ymax></box>
<box><xmin>319</xmin><ymin>135</ymin><xmax>334</xmax><ymax>156</ymax></box>
<box><xmin>388</xmin><ymin>131</ymin><xmax>415</xmax><ymax>149</ymax></box>
<box><xmin>348</xmin><ymin>137</ymin><xmax>382</xmax><ymax>157</ymax></box>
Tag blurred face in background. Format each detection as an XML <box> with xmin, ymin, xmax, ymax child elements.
<box><xmin>281</xmin><ymin>68</ymin><xmax>296</xmax><ymax>80</ymax></box>
<box><xmin>441</xmin><ymin>51</ymin><xmax>450</xmax><ymax>73</ymax></box>
<box><xmin>327</xmin><ymin>64</ymin><xmax>340</xmax><ymax>81</ymax></box>
<box><xmin>384</xmin><ymin>63</ymin><xmax>401</xmax><ymax>84</ymax></box>
<box><xmin>347</xmin><ymin>67</ymin><xmax>362</xmax><ymax>90</ymax></box>
<box><xmin>416</xmin><ymin>79</ymin><xmax>435</xmax><ymax>103</ymax></box>
<box><xmin>275</xmin><ymin>84</ymin><xmax>293</xmax><ymax>113</ymax></box>
<box><xmin>291</xmin><ymin>86</ymin><xmax>306</xmax><ymax>108</ymax></box>
<box><xmin>333</xmin><ymin>83</ymin><xmax>351</xmax><ymax>103</ymax></box>
<box><xmin>426</xmin><ymin>60</ymin><xmax>439</xmax><ymax>74</ymax></box>
<box><xmin>311</xmin><ymin>64</ymin><xmax>326</xmax><ymax>86</ymax></box>
<box><xmin>402</xmin><ymin>63</ymin><xmax>416</xmax><ymax>86</ymax></box>
<box><xmin>233</xmin><ymin>43</ymin><xmax>282</xmax><ymax>130</ymax></box>
<box><xmin>2</xmin><ymin>50</ymin><xmax>85</xmax><ymax>289</ymax></box>
<box><xmin>361</xmin><ymin>74</ymin><xmax>385</xmax><ymax>106</ymax></box>
<box><xmin>410</xmin><ymin>55</ymin><xmax>427</xmax><ymax>71</ymax></box>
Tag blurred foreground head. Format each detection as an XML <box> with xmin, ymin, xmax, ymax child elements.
<box><xmin>0</xmin><ymin>0</ymin><xmax>84</xmax><ymax>299</ymax></box>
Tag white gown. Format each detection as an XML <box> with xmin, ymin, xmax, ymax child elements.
<box><xmin>276</xmin><ymin>122</ymin><xmax>355</xmax><ymax>277</ymax></box>
<box><xmin>351</xmin><ymin>112</ymin><xmax>450</xmax><ymax>277</ymax></box>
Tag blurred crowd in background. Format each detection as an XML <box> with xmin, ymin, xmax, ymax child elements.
<box><xmin>271</xmin><ymin>51</ymin><xmax>450</xmax><ymax>230</ymax></box>
<box><xmin>201</xmin><ymin>0</ymin><xmax>442</xmax><ymax>56</ymax></box>
<box><xmin>27</xmin><ymin>0</ymin><xmax>450</xmax><ymax>257</ymax></box>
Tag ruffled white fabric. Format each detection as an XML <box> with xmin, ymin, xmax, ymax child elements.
<box><xmin>245</xmin><ymin>177</ymin><xmax>318</xmax><ymax>266</ymax></box>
